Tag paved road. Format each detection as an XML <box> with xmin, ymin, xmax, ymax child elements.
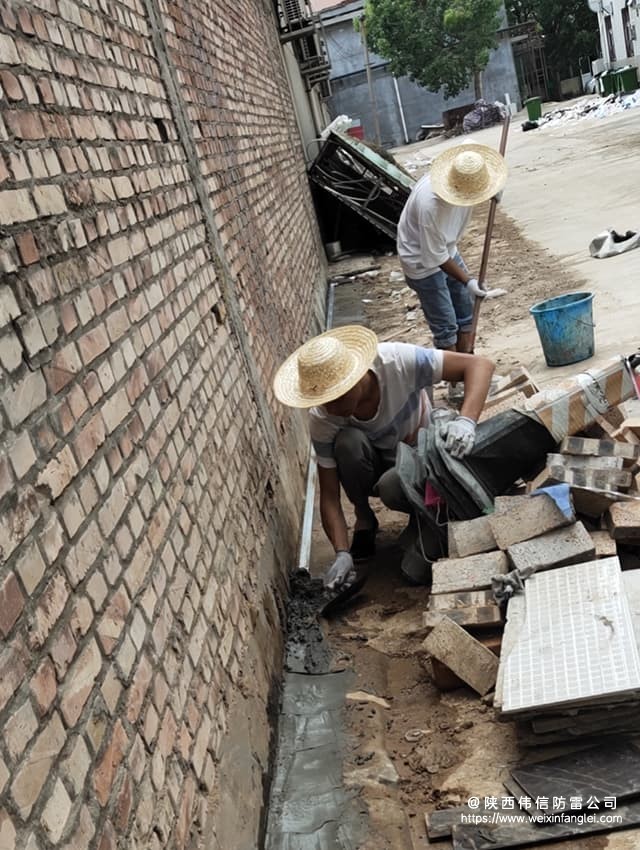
<box><xmin>394</xmin><ymin>101</ymin><xmax>640</xmax><ymax>384</ymax></box>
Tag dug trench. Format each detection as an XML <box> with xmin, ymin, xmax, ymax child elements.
<box><xmin>268</xmin><ymin>206</ymin><xmax>625</xmax><ymax>849</ymax></box>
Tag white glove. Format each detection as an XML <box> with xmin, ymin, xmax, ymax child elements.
<box><xmin>440</xmin><ymin>415</ymin><xmax>477</xmax><ymax>459</ymax></box>
<box><xmin>324</xmin><ymin>551</ymin><xmax>355</xmax><ymax>590</ymax></box>
<box><xmin>466</xmin><ymin>278</ymin><xmax>507</xmax><ymax>300</ymax></box>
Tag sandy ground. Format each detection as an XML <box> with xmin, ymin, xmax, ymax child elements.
<box><xmin>307</xmin><ymin>98</ymin><xmax>640</xmax><ymax>849</ymax></box>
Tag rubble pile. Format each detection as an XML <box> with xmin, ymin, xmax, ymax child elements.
<box><xmin>421</xmin><ymin>368</ymin><xmax>640</xmax><ymax>847</ymax></box>
<box><xmin>535</xmin><ymin>91</ymin><xmax>640</xmax><ymax>130</ymax></box>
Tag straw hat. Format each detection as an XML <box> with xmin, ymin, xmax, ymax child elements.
<box><xmin>430</xmin><ymin>143</ymin><xmax>507</xmax><ymax>206</ymax></box>
<box><xmin>273</xmin><ymin>325</ymin><xmax>378</xmax><ymax>409</ymax></box>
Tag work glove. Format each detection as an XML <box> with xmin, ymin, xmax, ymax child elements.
<box><xmin>324</xmin><ymin>550</ymin><xmax>356</xmax><ymax>590</ymax></box>
<box><xmin>466</xmin><ymin>278</ymin><xmax>508</xmax><ymax>300</ymax></box>
<box><xmin>440</xmin><ymin>415</ymin><xmax>477</xmax><ymax>459</ymax></box>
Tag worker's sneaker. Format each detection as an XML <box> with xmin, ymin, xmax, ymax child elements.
<box><xmin>350</xmin><ymin>516</ymin><xmax>379</xmax><ymax>561</ymax></box>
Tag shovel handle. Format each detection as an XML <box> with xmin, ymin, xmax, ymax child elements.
<box><xmin>469</xmin><ymin>114</ymin><xmax>511</xmax><ymax>350</ymax></box>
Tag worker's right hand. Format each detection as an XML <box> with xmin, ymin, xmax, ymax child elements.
<box><xmin>324</xmin><ymin>550</ymin><xmax>355</xmax><ymax>590</ymax></box>
<box><xmin>466</xmin><ymin>278</ymin><xmax>507</xmax><ymax>299</ymax></box>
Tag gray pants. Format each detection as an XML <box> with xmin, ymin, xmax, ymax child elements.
<box><xmin>334</xmin><ymin>428</ymin><xmax>411</xmax><ymax>515</ymax></box>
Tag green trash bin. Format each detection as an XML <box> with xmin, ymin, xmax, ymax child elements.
<box><xmin>618</xmin><ymin>66</ymin><xmax>639</xmax><ymax>93</ymax></box>
<box><xmin>525</xmin><ymin>97</ymin><xmax>542</xmax><ymax>121</ymax></box>
<box><xmin>600</xmin><ymin>69</ymin><xmax>617</xmax><ymax>95</ymax></box>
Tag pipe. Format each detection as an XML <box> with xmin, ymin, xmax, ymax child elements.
<box><xmin>297</xmin><ymin>281</ymin><xmax>338</xmax><ymax>572</ymax></box>
<box><xmin>393</xmin><ymin>76</ymin><xmax>409</xmax><ymax>144</ymax></box>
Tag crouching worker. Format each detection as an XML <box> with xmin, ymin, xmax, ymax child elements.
<box><xmin>273</xmin><ymin>325</ymin><xmax>494</xmax><ymax>591</ymax></box>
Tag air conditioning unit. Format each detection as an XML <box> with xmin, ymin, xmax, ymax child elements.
<box><xmin>277</xmin><ymin>0</ymin><xmax>316</xmax><ymax>41</ymax></box>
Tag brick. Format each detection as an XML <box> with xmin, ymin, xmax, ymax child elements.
<box><xmin>94</xmin><ymin>719</ymin><xmax>128</xmax><ymax>806</ymax></box>
<box><xmin>101</xmin><ymin>387</ymin><xmax>130</xmax><ymax>433</ymax></box>
<box><xmin>0</xmin><ymin>572</ymin><xmax>25</xmax><ymax>637</ymax></box>
<box><xmin>40</xmin><ymin>514</ymin><xmax>65</xmax><ymax>565</ymax></box>
<box><xmin>0</xmin><ymin>33</ymin><xmax>20</xmax><ymax>64</ymax></box>
<box><xmin>3</xmin><ymin>369</ymin><xmax>47</xmax><ymax>426</ymax></box>
<box><xmin>126</xmin><ymin>654</ymin><xmax>152</xmax><ymax>723</ymax></box>
<box><xmin>78</xmin><ymin>325</ymin><xmax>110</xmax><ymax>365</ymax></box>
<box><xmin>97</xmin><ymin>586</ymin><xmax>130</xmax><ymax>655</ymax></box>
<box><xmin>0</xmin><ymin>637</ymin><xmax>29</xmax><ymax>712</ymax></box>
<box><xmin>507</xmin><ymin>521</ymin><xmax>595</xmax><ymax>572</ymax></box>
<box><xmin>49</xmin><ymin>623</ymin><xmax>77</xmax><ymax>679</ymax></box>
<box><xmin>33</xmin><ymin>184</ymin><xmax>66</xmax><ymax>216</ymax></box>
<box><xmin>30</xmin><ymin>658</ymin><xmax>57</xmax><ymax>716</ymax></box>
<box><xmin>447</xmin><ymin>515</ymin><xmax>496</xmax><ymax>558</ymax></box>
<box><xmin>16</xmin><ymin>542</ymin><xmax>47</xmax><ymax>594</ymax></box>
<box><xmin>607</xmin><ymin>501</ymin><xmax>640</xmax><ymax>542</ymax></box>
<box><xmin>17</xmin><ymin>314</ymin><xmax>47</xmax><ymax>358</ymax></box>
<box><xmin>488</xmin><ymin>494</ymin><xmax>573</xmax><ymax>550</ymax></box>
<box><xmin>5</xmin><ymin>698</ymin><xmax>38</xmax><ymax>760</ymax></box>
<box><xmin>547</xmin><ymin>452</ymin><xmax>623</xmax><ymax>470</ymax></box>
<box><xmin>0</xmin><ymin>487</ymin><xmax>38</xmax><ymax>564</ymax></box>
<box><xmin>0</xmin><ymin>810</ymin><xmax>16</xmax><ymax>850</ymax></box>
<box><xmin>60</xmin><ymin>639</ymin><xmax>102</xmax><ymax>726</ymax></box>
<box><xmin>561</xmin><ymin>435</ymin><xmax>640</xmax><ymax>463</ymax></box>
<box><xmin>590</xmin><ymin>530</ymin><xmax>617</xmax><ymax>558</ymax></box>
<box><xmin>98</xmin><ymin>479</ymin><xmax>127</xmax><ymax>537</ymax></box>
<box><xmin>65</xmin><ymin>520</ymin><xmax>103</xmax><ymax>587</ymax></box>
<box><xmin>30</xmin><ymin>572</ymin><xmax>70</xmax><ymax>649</ymax></box>
<box><xmin>74</xmin><ymin>412</ymin><xmax>106</xmax><ymax>468</ymax></box>
<box><xmin>61</xmin><ymin>737</ymin><xmax>91</xmax><ymax>796</ymax></box>
<box><xmin>37</xmin><ymin>444</ymin><xmax>78</xmax><ymax>500</ymax></box>
<box><xmin>0</xmin><ymin>332</ymin><xmax>23</xmax><ymax>372</ymax></box>
<box><xmin>532</xmin><ymin>463</ymin><xmax>633</xmax><ymax>492</ymax></box>
<box><xmin>0</xmin><ymin>189</ymin><xmax>38</xmax><ymax>225</ymax></box>
<box><xmin>9</xmin><ymin>431</ymin><xmax>37</xmax><ymax>480</ymax></box>
<box><xmin>41</xmin><ymin>778</ymin><xmax>72</xmax><ymax>843</ymax></box>
<box><xmin>423</xmin><ymin>617</ymin><xmax>499</xmax><ymax>695</ymax></box>
<box><xmin>432</xmin><ymin>551</ymin><xmax>508</xmax><ymax>595</ymax></box>
<box><xmin>0</xmin><ymin>285</ymin><xmax>21</xmax><ymax>327</ymax></box>
<box><xmin>11</xmin><ymin>712</ymin><xmax>65</xmax><ymax>816</ymax></box>
<box><xmin>64</xmin><ymin>804</ymin><xmax>95</xmax><ymax>850</ymax></box>
<box><xmin>0</xmin><ymin>70</ymin><xmax>23</xmax><ymax>100</ymax></box>
<box><xmin>15</xmin><ymin>231</ymin><xmax>39</xmax><ymax>265</ymax></box>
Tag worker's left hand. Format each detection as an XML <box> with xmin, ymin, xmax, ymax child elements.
<box><xmin>467</xmin><ymin>278</ymin><xmax>507</xmax><ymax>300</ymax></box>
<box><xmin>440</xmin><ymin>415</ymin><xmax>477</xmax><ymax>459</ymax></box>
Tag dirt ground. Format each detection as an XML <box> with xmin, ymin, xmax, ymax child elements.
<box><xmin>307</xmin><ymin>99</ymin><xmax>640</xmax><ymax>849</ymax></box>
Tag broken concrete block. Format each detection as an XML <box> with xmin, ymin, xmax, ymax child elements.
<box><xmin>561</xmin><ymin>435</ymin><xmax>640</xmax><ymax>464</ymax></box>
<box><xmin>507</xmin><ymin>521</ymin><xmax>595</xmax><ymax>572</ymax></box>
<box><xmin>548</xmin><ymin>452</ymin><xmax>623</xmax><ymax>471</ymax></box>
<box><xmin>488</xmin><ymin>494</ymin><xmax>573</xmax><ymax>550</ymax></box>
<box><xmin>423</xmin><ymin>589</ymin><xmax>502</xmax><ymax>632</ymax></box>
<box><xmin>423</xmin><ymin>617</ymin><xmax>499</xmax><ymax>695</ymax></box>
<box><xmin>611</xmin><ymin>425</ymin><xmax>640</xmax><ymax>446</ymax></box>
<box><xmin>590</xmin><ymin>530</ymin><xmax>617</xmax><ymax>558</ymax></box>
<box><xmin>607</xmin><ymin>501</ymin><xmax>640</xmax><ymax>541</ymax></box>
<box><xmin>447</xmin><ymin>515</ymin><xmax>496</xmax><ymax>558</ymax></box>
<box><xmin>431</xmin><ymin>551</ymin><xmax>508</xmax><ymax>595</ymax></box>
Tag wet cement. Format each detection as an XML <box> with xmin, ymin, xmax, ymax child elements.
<box><xmin>264</xmin><ymin>571</ymin><xmax>367</xmax><ymax>850</ymax></box>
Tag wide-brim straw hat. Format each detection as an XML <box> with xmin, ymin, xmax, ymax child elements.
<box><xmin>430</xmin><ymin>143</ymin><xmax>508</xmax><ymax>206</ymax></box>
<box><xmin>273</xmin><ymin>325</ymin><xmax>378</xmax><ymax>409</ymax></box>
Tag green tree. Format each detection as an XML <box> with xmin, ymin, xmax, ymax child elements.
<box><xmin>506</xmin><ymin>0</ymin><xmax>599</xmax><ymax>94</ymax></box>
<box><xmin>363</xmin><ymin>0</ymin><xmax>503</xmax><ymax>99</ymax></box>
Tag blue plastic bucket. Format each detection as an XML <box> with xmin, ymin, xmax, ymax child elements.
<box><xmin>529</xmin><ymin>292</ymin><xmax>595</xmax><ymax>367</ymax></box>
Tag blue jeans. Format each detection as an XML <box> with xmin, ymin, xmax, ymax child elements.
<box><xmin>405</xmin><ymin>254</ymin><xmax>473</xmax><ymax>349</ymax></box>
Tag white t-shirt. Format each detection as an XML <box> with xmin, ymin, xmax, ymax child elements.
<box><xmin>310</xmin><ymin>342</ymin><xmax>444</xmax><ymax>469</ymax></box>
<box><xmin>397</xmin><ymin>174</ymin><xmax>472</xmax><ymax>279</ymax></box>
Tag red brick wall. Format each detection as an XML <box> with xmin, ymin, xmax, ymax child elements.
<box><xmin>0</xmin><ymin>0</ymin><xmax>324</xmax><ymax>846</ymax></box>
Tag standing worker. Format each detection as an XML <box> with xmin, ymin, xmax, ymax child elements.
<box><xmin>273</xmin><ymin>326</ymin><xmax>494</xmax><ymax>590</ymax></box>
<box><xmin>397</xmin><ymin>143</ymin><xmax>508</xmax><ymax>355</ymax></box>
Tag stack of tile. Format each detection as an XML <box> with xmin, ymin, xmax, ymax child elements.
<box><xmin>494</xmin><ymin>556</ymin><xmax>640</xmax><ymax>743</ymax></box>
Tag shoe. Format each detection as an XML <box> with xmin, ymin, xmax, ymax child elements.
<box><xmin>350</xmin><ymin>516</ymin><xmax>379</xmax><ymax>561</ymax></box>
<box><xmin>400</xmin><ymin>545</ymin><xmax>432</xmax><ymax>586</ymax></box>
